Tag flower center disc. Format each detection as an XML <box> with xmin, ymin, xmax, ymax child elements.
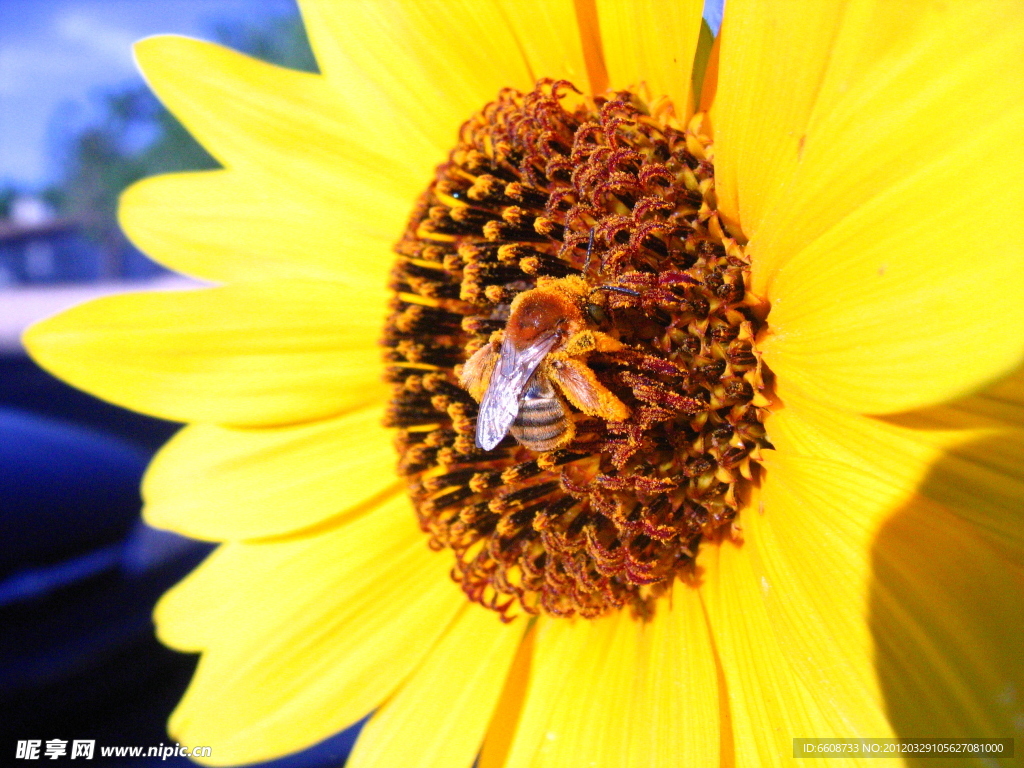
<box><xmin>385</xmin><ymin>80</ymin><xmax>772</xmax><ymax>620</ymax></box>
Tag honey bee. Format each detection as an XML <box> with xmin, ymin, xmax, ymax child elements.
<box><xmin>459</xmin><ymin>275</ymin><xmax>631</xmax><ymax>452</ymax></box>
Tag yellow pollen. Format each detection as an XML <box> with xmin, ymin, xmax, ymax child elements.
<box><xmin>383</xmin><ymin>80</ymin><xmax>773</xmax><ymax>620</ymax></box>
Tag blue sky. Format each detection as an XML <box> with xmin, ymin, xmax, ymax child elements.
<box><xmin>0</xmin><ymin>0</ymin><xmax>299</xmax><ymax>189</ymax></box>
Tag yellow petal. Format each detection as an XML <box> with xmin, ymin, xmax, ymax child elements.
<box><xmin>493</xmin><ymin>0</ymin><xmax>607</xmax><ymax>94</ymax></box>
<box><xmin>596</xmin><ymin>0</ymin><xmax>704</xmax><ymax>118</ymax></box>
<box><xmin>119</xmin><ymin>169</ymin><xmax>401</xmax><ymax>287</ymax></box>
<box><xmin>133</xmin><ymin>36</ymin><xmax>422</xmax><ymax>189</ymax></box>
<box><xmin>126</xmin><ymin>36</ymin><xmax>419</xmax><ymax>286</ymax></box>
<box><xmin>885</xmin><ymin>361</ymin><xmax>1024</xmax><ymax>430</ymax></box>
<box><xmin>751</xmin><ymin>0</ymin><xmax>1024</xmax><ymax>266</ymax></box>
<box><xmin>722</xmin><ymin>2</ymin><xmax>1024</xmax><ymax>411</ymax></box>
<box><xmin>711</xmin><ymin>0</ymin><xmax>845</xmax><ymax>230</ymax></box>
<box><xmin>720</xmin><ymin>453</ymin><xmax>1024</xmax><ymax>759</ymax></box>
<box><xmin>566</xmin><ymin>0</ymin><xmax>608</xmax><ymax>95</ymax></box>
<box><xmin>491</xmin><ymin>0</ymin><xmax>603</xmax><ymax>95</ymax></box>
<box><xmin>705</xmin><ymin>387</ymin><xmax>1024</xmax><ymax>763</ymax></box>
<box><xmin>478</xmin><ymin>627</ymin><xmax>535</xmax><ymax>768</ymax></box>
<box><xmin>297</xmin><ymin>0</ymin><xmax>600</xmax><ymax>166</ymax></box>
<box><xmin>156</xmin><ymin>494</ymin><xmax>464</xmax><ymax>765</ymax></box>
<box><xmin>23</xmin><ymin>282</ymin><xmax>388</xmax><ymax>427</ymax></box>
<box><xmin>879</xmin><ymin>434</ymin><xmax>1024</xmax><ymax>570</ymax></box>
<box><xmin>871</xmin><ymin>497</ymin><xmax>1024</xmax><ymax>742</ymax></box>
<box><xmin>699</xmin><ymin>531</ymin><xmax>899</xmax><ymax>768</ymax></box>
<box><xmin>346</xmin><ymin>606</ymin><xmax>521</xmax><ymax>768</ymax></box>
<box><xmin>143</xmin><ymin>404</ymin><xmax>397</xmax><ymax>542</ymax></box>
<box><xmin>739</xmin><ymin>459</ymin><xmax>906</xmax><ymax>735</ymax></box>
<box><xmin>984</xmin><ymin>363</ymin><xmax>1024</xmax><ymax>422</ymax></box>
<box><xmin>503</xmin><ymin>583</ymin><xmax>719</xmax><ymax>768</ymax></box>
<box><xmin>769</xmin><ymin>384</ymin><xmax>1024</xmax><ymax>563</ymax></box>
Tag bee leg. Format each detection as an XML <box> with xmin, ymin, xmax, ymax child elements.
<box><xmin>546</xmin><ymin>355</ymin><xmax>630</xmax><ymax>421</ymax></box>
<box><xmin>561</xmin><ymin>330</ymin><xmax>625</xmax><ymax>358</ymax></box>
<box><xmin>591</xmin><ymin>330</ymin><xmax>626</xmax><ymax>353</ymax></box>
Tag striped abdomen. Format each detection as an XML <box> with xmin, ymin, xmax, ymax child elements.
<box><xmin>510</xmin><ymin>373</ymin><xmax>572</xmax><ymax>452</ymax></box>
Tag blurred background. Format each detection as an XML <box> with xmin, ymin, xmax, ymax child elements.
<box><xmin>0</xmin><ymin>1</ymin><xmax>359</xmax><ymax>764</ymax></box>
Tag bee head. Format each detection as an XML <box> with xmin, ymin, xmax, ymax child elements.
<box><xmin>506</xmin><ymin>286</ymin><xmax>576</xmax><ymax>344</ymax></box>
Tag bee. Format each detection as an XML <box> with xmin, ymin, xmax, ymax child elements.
<box><xmin>459</xmin><ymin>275</ymin><xmax>631</xmax><ymax>452</ymax></box>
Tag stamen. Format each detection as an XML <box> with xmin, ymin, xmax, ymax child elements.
<box><xmin>385</xmin><ymin>80</ymin><xmax>773</xmax><ymax>620</ymax></box>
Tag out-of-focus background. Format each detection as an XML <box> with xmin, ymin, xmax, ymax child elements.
<box><xmin>0</xmin><ymin>2</ymin><xmax>359</xmax><ymax>765</ymax></box>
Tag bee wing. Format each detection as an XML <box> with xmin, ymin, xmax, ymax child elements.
<box><xmin>476</xmin><ymin>332</ymin><xmax>558</xmax><ymax>450</ymax></box>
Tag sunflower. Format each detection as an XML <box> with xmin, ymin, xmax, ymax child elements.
<box><xmin>24</xmin><ymin>0</ymin><xmax>1024</xmax><ymax>765</ymax></box>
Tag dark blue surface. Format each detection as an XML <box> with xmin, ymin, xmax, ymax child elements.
<box><xmin>0</xmin><ymin>407</ymin><xmax>148</xmax><ymax>577</ymax></box>
<box><xmin>0</xmin><ymin>355</ymin><xmax>362</xmax><ymax>766</ymax></box>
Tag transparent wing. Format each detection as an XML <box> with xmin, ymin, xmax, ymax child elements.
<box><xmin>476</xmin><ymin>332</ymin><xmax>558</xmax><ymax>450</ymax></box>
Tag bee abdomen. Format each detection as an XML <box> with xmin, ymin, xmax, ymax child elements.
<box><xmin>511</xmin><ymin>397</ymin><xmax>570</xmax><ymax>452</ymax></box>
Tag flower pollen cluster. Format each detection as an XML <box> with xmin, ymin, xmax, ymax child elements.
<box><xmin>383</xmin><ymin>81</ymin><xmax>773</xmax><ymax>619</ymax></box>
